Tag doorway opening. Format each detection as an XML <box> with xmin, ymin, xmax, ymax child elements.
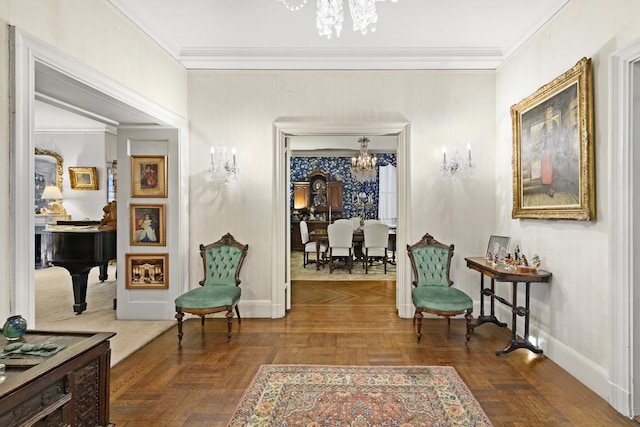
<box><xmin>272</xmin><ymin>118</ymin><xmax>413</xmax><ymax>319</ymax></box>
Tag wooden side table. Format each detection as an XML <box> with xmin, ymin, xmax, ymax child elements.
<box><xmin>465</xmin><ymin>257</ymin><xmax>552</xmax><ymax>355</ymax></box>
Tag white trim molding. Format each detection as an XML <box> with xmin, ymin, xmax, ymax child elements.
<box><xmin>608</xmin><ymin>37</ymin><xmax>640</xmax><ymax>417</ymax></box>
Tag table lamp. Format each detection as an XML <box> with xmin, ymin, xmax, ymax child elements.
<box><xmin>41</xmin><ymin>185</ymin><xmax>67</xmax><ymax>214</ymax></box>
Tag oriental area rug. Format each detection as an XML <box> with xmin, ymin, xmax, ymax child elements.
<box><xmin>228</xmin><ymin>364</ymin><xmax>493</xmax><ymax>426</ymax></box>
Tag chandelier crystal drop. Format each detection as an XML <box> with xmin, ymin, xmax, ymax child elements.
<box><xmin>278</xmin><ymin>0</ymin><xmax>397</xmax><ymax>39</ymax></box>
<box><xmin>350</xmin><ymin>136</ymin><xmax>378</xmax><ymax>183</ymax></box>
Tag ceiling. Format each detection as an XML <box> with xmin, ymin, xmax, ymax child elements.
<box><xmin>108</xmin><ymin>0</ymin><xmax>569</xmax><ymax>70</ymax></box>
<box><xmin>35</xmin><ymin>0</ymin><xmax>570</xmax><ymax>144</ymax></box>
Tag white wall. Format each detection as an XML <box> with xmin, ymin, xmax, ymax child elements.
<box><xmin>35</xmin><ymin>132</ymin><xmax>109</xmax><ymax>220</ymax></box>
<box><xmin>0</xmin><ymin>0</ymin><xmax>188</xmax><ymax>320</ymax></box>
<box><xmin>187</xmin><ymin>70</ymin><xmax>497</xmax><ymax>306</ymax></box>
<box><xmin>496</xmin><ymin>0</ymin><xmax>640</xmax><ymax>397</ymax></box>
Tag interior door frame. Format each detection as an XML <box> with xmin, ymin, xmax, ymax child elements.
<box><xmin>272</xmin><ymin>118</ymin><xmax>413</xmax><ymax>319</ymax></box>
<box><xmin>10</xmin><ymin>27</ymin><xmax>190</xmax><ymax>324</ymax></box>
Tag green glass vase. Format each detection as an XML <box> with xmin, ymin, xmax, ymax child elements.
<box><xmin>2</xmin><ymin>315</ymin><xmax>27</xmax><ymax>340</ymax></box>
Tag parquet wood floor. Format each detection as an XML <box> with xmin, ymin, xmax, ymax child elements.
<box><xmin>110</xmin><ymin>280</ymin><xmax>634</xmax><ymax>426</ymax></box>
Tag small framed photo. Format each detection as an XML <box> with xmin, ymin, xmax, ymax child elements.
<box><xmin>130</xmin><ymin>204</ymin><xmax>166</xmax><ymax>246</ymax></box>
<box><xmin>486</xmin><ymin>235</ymin><xmax>511</xmax><ymax>263</ymax></box>
<box><xmin>125</xmin><ymin>253</ymin><xmax>169</xmax><ymax>289</ymax></box>
<box><xmin>69</xmin><ymin>167</ymin><xmax>98</xmax><ymax>190</ymax></box>
<box><xmin>131</xmin><ymin>155</ymin><xmax>167</xmax><ymax>198</ymax></box>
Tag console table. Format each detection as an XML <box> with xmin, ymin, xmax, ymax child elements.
<box><xmin>0</xmin><ymin>330</ymin><xmax>115</xmax><ymax>426</ymax></box>
<box><xmin>465</xmin><ymin>257</ymin><xmax>552</xmax><ymax>355</ymax></box>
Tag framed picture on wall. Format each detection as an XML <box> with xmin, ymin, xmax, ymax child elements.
<box><xmin>129</xmin><ymin>203</ymin><xmax>166</xmax><ymax>246</ymax></box>
<box><xmin>131</xmin><ymin>155</ymin><xmax>167</xmax><ymax>198</ymax></box>
<box><xmin>68</xmin><ymin>167</ymin><xmax>98</xmax><ymax>190</ymax></box>
<box><xmin>511</xmin><ymin>57</ymin><xmax>595</xmax><ymax>220</ymax></box>
<box><xmin>125</xmin><ymin>253</ymin><xmax>168</xmax><ymax>289</ymax></box>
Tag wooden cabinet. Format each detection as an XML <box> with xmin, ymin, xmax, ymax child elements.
<box><xmin>0</xmin><ymin>331</ymin><xmax>114</xmax><ymax>426</ymax></box>
<box><xmin>327</xmin><ymin>181</ymin><xmax>343</xmax><ymax>212</ymax></box>
<box><xmin>293</xmin><ymin>182</ymin><xmax>310</xmax><ymax>210</ymax></box>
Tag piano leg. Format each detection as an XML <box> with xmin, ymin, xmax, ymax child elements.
<box><xmin>99</xmin><ymin>263</ymin><xmax>109</xmax><ymax>282</ymax></box>
<box><xmin>69</xmin><ymin>271</ymin><xmax>90</xmax><ymax>314</ymax></box>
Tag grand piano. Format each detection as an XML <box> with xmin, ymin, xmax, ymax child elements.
<box><xmin>42</xmin><ymin>221</ymin><xmax>116</xmax><ymax>314</ymax></box>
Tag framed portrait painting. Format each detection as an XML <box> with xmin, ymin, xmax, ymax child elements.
<box><xmin>511</xmin><ymin>57</ymin><xmax>595</xmax><ymax>220</ymax></box>
<box><xmin>125</xmin><ymin>253</ymin><xmax>169</xmax><ymax>289</ymax></box>
<box><xmin>131</xmin><ymin>155</ymin><xmax>167</xmax><ymax>198</ymax></box>
<box><xmin>68</xmin><ymin>167</ymin><xmax>98</xmax><ymax>190</ymax></box>
<box><xmin>130</xmin><ymin>203</ymin><xmax>166</xmax><ymax>246</ymax></box>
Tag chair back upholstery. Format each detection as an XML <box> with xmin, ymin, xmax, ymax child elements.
<box><xmin>364</xmin><ymin>219</ymin><xmax>382</xmax><ymax>226</ymax></box>
<box><xmin>199</xmin><ymin>233</ymin><xmax>248</xmax><ymax>287</ymax></box>
<box><xmin>407</xmin><ymin>233</ymin><xmax>453</xmax><ymax>288</ymax></box>
<box><xmin>350</xmin><ymin>217</ymin><xmax>361</xmax><ymax>231</ymax></box>
<box><xmin>364</xmin><ymin>222</ymin><xmax>389</xmax><ymax>253</ymax></box>
<box><xmin>300</xmin><ymin>220</ymin><xmax>310</xmax><ymax>244</ymax></box>
<box><xmin>328</xmin><ymin>220</ymin><xmax>353</xmax><ymax>256</ymax></box>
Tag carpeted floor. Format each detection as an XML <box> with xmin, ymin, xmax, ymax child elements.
<box><xmin>34</xmin><ymin>265</ymin><xmax>174</xmax><ymax>366</ymax></box>
<box><xmin>290</xmin><ymin>250</ymin><xmax>396</xmax><ymax>281</ymax></box>
<box><xmin>228</xmin><ymin>364</ymin><xmax>493</xmax><ymax>426</ymax></box>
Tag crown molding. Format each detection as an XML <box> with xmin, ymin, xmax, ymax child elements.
<box><xmin>179</xmin><ymin>47</ymin><xmax>504</xmax><ymax>70</ymax></box>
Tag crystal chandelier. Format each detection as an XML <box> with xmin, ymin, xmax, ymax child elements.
<box><xmin>441</xmin><ymin>143</ymin><xmax>475</xmax><ymax>179</ymax></box>
<box><xmin>277</xmin><ymin>0</ymin><xmax>398</xmax><ymax>39</ymax></box>
<box><xmin>350</xmin><ymin>136</ymin><xmax>378</xmax><ymax>183</ymax></box>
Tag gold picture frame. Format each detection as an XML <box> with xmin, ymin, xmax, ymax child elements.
<box><xmin>129</xmin><ymin>204</ymin><xmax>166</xmax><ymax>246</ymax></box>
<box><xmin>131</xmin><ymin>155</ymin><xmax>167</xmax><ymax>198</ymax></box>
<box><xmin>125</xmin><ymin>253</ymin><xmax>169</xmax><ymax>289</ymax></box>
<box><xmin>511</xmin><ymin>57</ymin><xmax>595</xmax><ymax>221</ymax></box>
<box><xmin>68</xmin><ymin>167</ymin><xmax>98</xmax><ymax>190</ymax></box>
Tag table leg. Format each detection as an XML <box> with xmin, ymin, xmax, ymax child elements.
<box><xmin>315</xmin><ymin>240</ymin><xmax>321</xmax><ymax>271</ymax></box>
<box><xmin>496</xmin><ymin>281</ymin><xmax>543</xmax><ymax>355</ymax></box>
<box><xmin>471</xmin><ymin>275</ymin><xmax>507</xmax><ymax>330</ymax></box>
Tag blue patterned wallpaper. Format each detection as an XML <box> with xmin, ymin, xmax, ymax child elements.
<box><xmin>290</xmin><ymin>154</ymin><xmax>396</xmax><ymax>220</ymax></box>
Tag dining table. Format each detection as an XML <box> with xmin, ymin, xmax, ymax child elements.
<box><xmin>308</xmin><ymin>228</ymin><xmax>396</xmax><ymax>271</ymax></box>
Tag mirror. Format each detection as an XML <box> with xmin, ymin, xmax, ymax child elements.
<box><xmin>35</xmin><ymin>148</ymin><xmax>63</xmax><ymax>213</ymax></box>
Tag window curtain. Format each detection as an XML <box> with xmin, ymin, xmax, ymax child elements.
<box><xmin>378</xmin><ymin>164</ymin><xmax>397</xmax><ymax>227</ymax></box>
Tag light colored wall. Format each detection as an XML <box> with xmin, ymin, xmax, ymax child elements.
<box><xmin>0</xmin><ymin>0</ymin><xmax>187</xmax><ymax>320</ymax></box>
<box><xmin>35</xmin><ymin>132</ymin><xmax>109</xmax><ymax>220</ymax></box>
<box><xmin>496</xmin><ymin>0</ymin><xmax>640</xmax><ymax>394</ymax></box>
<box><xmin>187</xmin><ymin>69</ymin><xmax>497</xmax><ymax>304</ymax></box>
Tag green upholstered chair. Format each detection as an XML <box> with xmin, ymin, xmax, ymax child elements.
<box><xmin>175</xmin><ymin>233</ymin><xmax>248</xmax><ymax>343</ymax></box>
<box><xmin>406</xmin><ymin>233</ymin><xmax>473</xmax><ymax>343</ymax></box>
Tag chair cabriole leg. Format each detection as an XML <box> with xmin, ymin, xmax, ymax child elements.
<box><xmin>175</xmin><ymin>309</ymin><xmax>184</xmax><ymax>342</ymax></box>
<box><xmin>415</xmin><ymin>311</ymin><xmax>423</xmax><ymax>342</ymax></box>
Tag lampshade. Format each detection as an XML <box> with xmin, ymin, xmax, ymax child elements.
<box><xmin>41</xmin><ymin>185</ymin><xmax>63</xmax><ymax>200</ymax></box>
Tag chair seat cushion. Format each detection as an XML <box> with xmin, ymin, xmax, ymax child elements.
<box><xmin>412</xmin><ymin>286</ymin><xmax>472</xmax><ymax>313</ymax></box>
<box><xmin>305</xmin><ymin>241</ymin><xmax>327</xmax><ymax>252</ymax></box>
<box><xmin>175</xmin><ymin>285</ymin><xmax>241</xmax><ymax>310</ymax></box>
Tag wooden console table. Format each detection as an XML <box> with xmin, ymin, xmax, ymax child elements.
<box><xmin>465</xmin><ymin>257</ymin><xmax>552</xmax><ymax>355</ymax></box>
<box><xmin>0</xmin><ymin>330</ymin><xmax>115</xmax><ymax>426</ymax></box>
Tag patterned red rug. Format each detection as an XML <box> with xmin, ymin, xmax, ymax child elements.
<box><xmin>228</xmin><ymin>364</ymin><xmax>493</xmax><ymax>426</ymax></box>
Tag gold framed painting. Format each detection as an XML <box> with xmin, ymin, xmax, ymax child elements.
<box><xmin>125</xmin><ymin>253</ymin><xmax>169</xmax><ymax>289</ymax></box>
<box><xmin>511</xmin><ymin>57</ymin><xmax>595</xmax><ymax>221</ymax></box>
<box><xmin>68</xmin><ymin>167</ymin><xmax>98</xmax><ymax>190</ymax></box>
<box><xmin>131</xmin><ymin>155</ymin><xmax>167</xmax><ymax>198</ymax></box>
<box><xmin>129</xmin><ymin>203</ymin><xmax>166</xmax><ymax>246</ymax></box>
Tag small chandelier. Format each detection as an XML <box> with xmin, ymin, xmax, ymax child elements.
<box><xmin>277</xmin><ymin>0</ymin><xmax>399</xmax><ymax>39</ymax></box>
<box><xmin>209</xmin><ymin>145</ymin><xmax>239</xmax><ymax>184</ymax></box>
<box><xmin>350</xmin><ymin>136</ymin><xmax>377</xmax><ymax>183</ymax></box>
<box><xmin>441</xmin><ymin>143</ymin><xmax>475</xmax><ymax>179</ymax></box>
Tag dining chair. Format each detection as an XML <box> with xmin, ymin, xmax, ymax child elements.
<box><xmin>363</xmin><ymin>222</ymin><xmax>389</xmax><ymax>273</ymax></box>
<box><xmin>174</xmin><ymin>233</ymin><xmax>248</xmax><ymax>343</ymax></box>
<box><xmin>406</xmin><ymin>233</ymin><xmax>473</xmax><ymax>343</ymax></box>
<box><xmin>300</xmin><ymin>220</ymin><xmax>327</xmax><ymax>268</ymax></box>
<box><xmin>327</xmin><ymin>220</ymin><xmax>354</xmax><ymax>273</ymax></box>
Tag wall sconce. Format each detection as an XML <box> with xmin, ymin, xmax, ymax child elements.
<box><xmin>41</xmin><ymin>185</ymin><xmax>67</xmax><ymax>214</ymax></box>
<box><xmin>441</xmin><ymin>143</ymin><xmax>475</xmax><ymax>179</ymax></box>
<box><xmin>209</xmin><ymin>145</ymin><xmax>239</xmax><ymax>183</ymax></box>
